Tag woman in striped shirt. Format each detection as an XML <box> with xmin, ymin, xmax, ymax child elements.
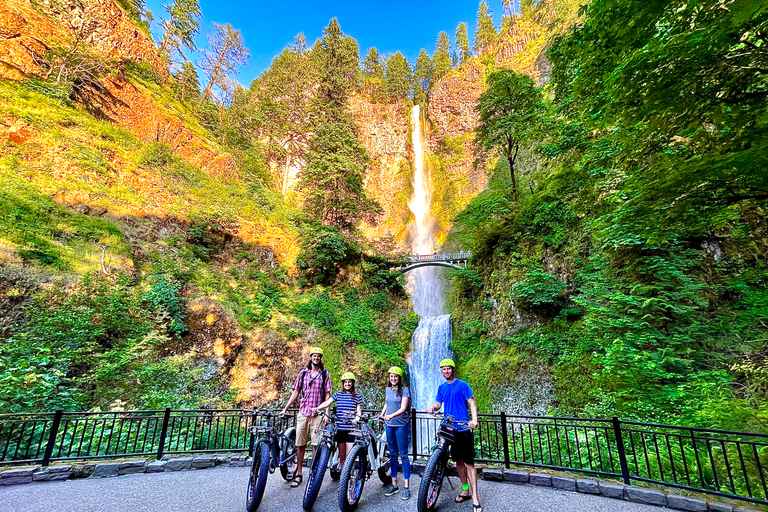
<box><xmin>312</xmin><ymin>371</ymin><xmax>362</xmax><ymax>468</ymax></box>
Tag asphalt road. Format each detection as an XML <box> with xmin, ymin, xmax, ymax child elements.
<box><xmin>0</xmin><ymin>466</ymin><xmax>665</xmax><ymax>512</ymax></box>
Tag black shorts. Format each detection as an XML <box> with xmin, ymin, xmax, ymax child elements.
<box><xmin>334</xmin><ymin>430</ymin><xmax>356</xmax><ymax>444</ymax></box>
<box><xmin>447</xmin><ymin>429</ymin><xmax>475</xmax><ymax>465</ymax></box>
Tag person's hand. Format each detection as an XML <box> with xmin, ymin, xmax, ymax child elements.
<box><xmin>382</xmin><ymin>414</ymin><xmax>392</xmax><ymax>422</ymax></box>
<box><xmin>426</xmin><ymin>405</ymin><xmax>435</xmax><ymax>414</ymax></box>
<box><xmin>352</xmin><ymin>416</ymin><xmax>359</xmax><ymax>425</ymax></box>
<box><xmin>469</xmin><ymin>419</ymin><xmax>478</xmax><ymax>430</ymax></box>
<box><xmin>310</xmin><ymin>407</ymin><xmax>318</xmax><ymax>414</ymax></box>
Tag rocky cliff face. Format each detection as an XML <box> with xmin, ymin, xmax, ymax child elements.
<box><xmin>0</xmin><ymin>0</ymin><xmax>165</xmax><ymax>80</ymax></box>
<box><xmin>0</xmin><ymin>0</ymin><xmax>234</xmax><ymax>183</ymax></box>
<box><xmin>349</xmin><ymin>94</ymin><xmax>412</xmax><ymax>244</ymax></box>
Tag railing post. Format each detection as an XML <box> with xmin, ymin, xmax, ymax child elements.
<box><xmin>612</xmin><ymin>416</ymin><xmax>631</xmax><ymax>485</ymax></box>
<box><xmin>248</xmin><ymin>408</ymin><xmax>257</xmax><ymax>456</ymax></box>
<box><xmin>411</xmin><ymin>407</ymin><xmax>417</xmax><ymax>462</ymax></box>
<box><xmin>41</xmin><ymin>410</ymin><xmax>63</xmax><ymax>467</ymax></box>
<box><xmin>500</xmin><ymin>412</ymin><xmax>510</xmax><ymax>469</ymax></box>
<box><xmin>156</xmin><ymin>408</ymin><xmax>171</xmax><ymax>459</ymax></box>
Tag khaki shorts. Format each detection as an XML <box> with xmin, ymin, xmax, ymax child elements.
<box><xmin>296</xmin><ymin>413</ymin><xmax>323</xmax><ymax>447</ymax></box>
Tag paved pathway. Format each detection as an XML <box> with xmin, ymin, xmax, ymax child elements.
<box><xmin>0</xmin><ymin>466</ymin><xmax>665</xmax><ymax>512</ymax></box>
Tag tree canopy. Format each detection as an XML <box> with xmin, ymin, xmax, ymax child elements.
<box><xmin>299</xmin><ymin>122</ymin><xmax>382</xmax><ymax>232</ymax></box>
<box><xmin>476</xmin><ymin>69</ymin><xmax>546</xmax><ymax>201</ymax></box>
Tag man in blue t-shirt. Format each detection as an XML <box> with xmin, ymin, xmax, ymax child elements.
<box><xmin>426</xmin><ymin>358</ymin><xmax>481</xmax><ymax>512</ymax></box>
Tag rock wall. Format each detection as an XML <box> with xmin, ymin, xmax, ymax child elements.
<box><xmin>427</xmin><ymin>59</ymin><xmax>488</xmax><ymax>195</ymax></box>
<box><xmin>349</xmin><ymin>94</ymin><xmax>413</xmax><ymax>244</ymax></box>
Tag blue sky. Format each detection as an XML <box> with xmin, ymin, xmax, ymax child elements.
<box><xmin>144</xmin><ymin>0</ymin><xmax>506</xmax><ymax>87</ymax></box>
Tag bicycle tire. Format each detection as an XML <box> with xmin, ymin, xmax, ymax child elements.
<box><xmin>302</xmin><ymin>441</ymin><xmax>331</xmax><ymax>511</ymax></box>
<box><xmin>377</xmin><ymin>442</ymin><xmax>391</xmax><ymax>484</ymax></box>
<box><xmin>245</xmin><ymin>441</ymin><xmax>272</xmax><ymax>512</ymax></box>
<box><xmin>417</xmin><ymin>447</ymin><xmax>446</xmax><ymax>512</ymax></box>
<box><xmin>279</xmin><ymin>428</ymin><xmax>297</xmax><ymax>481</ymax></box>
<box><xmin>338</xmin><ymin>443</ymin><xmax>367</xmax><ymax>512</ymax></box>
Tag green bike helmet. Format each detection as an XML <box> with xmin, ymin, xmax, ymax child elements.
<box><xmin>388</xmin><ymin>366</ymin><xmax>404</xmax><ymax>377</ymax></box>
<box><xmin>310</xmin><ymin>346</ymin><xmax>324</xmax><ymax>356</ymax></box>
<box><xmin>341</xmin><ymin>371</ymin><xmax>356</xmax><ymax>382</ymax></box>
<box><xmin>439</xmin><ymin>358</ymin><xmax>455</xmax><ymax>368</ymax></box>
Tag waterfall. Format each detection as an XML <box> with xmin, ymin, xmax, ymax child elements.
<box><xmin>406</xmin><ymin>105</ymin><xmax>454</xmax><ymax>450</ymax></box>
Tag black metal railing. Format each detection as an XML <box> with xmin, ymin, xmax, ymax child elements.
<box><xmin>2</xmin><ymin>408</ymin><xmax>766</xmax><ymax>505</ymax></box>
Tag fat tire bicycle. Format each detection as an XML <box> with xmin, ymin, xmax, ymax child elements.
<box><xmin>416</xmin><ymin>414</ymin><xmax>470</xmax><ymax>512</ymax></box>
<box><xmin>245</xmin><ymin>410</ymin><xmax>297</xmax><ymax>512</ymax></box>
<box><xmin>302</xmin><ymin>410</ymin><xmax>340</xmax><ymax>511</ymax></box>
<box><xmin>338</xmin><ymin>413</ymin><xmax>392</xmax><ymax>512</ymax></box>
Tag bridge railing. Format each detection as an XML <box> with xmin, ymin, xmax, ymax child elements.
<box><xmin>408</xmin><ymin>251</ymin><xmax>471</xmax><ymax>263</ymax></box>
<box><xmin>2</xmin><ymin>408</ymin><xmax>766</xmax><ymax>505</ymax></box>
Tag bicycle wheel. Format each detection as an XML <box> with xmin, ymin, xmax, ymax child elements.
<box><xmin>302</xmin><ymin>441</ymin><xmax>331</xmax><ymax>511</ymax></box>
<box><xmin>330</xmin><ymin>448</ymin><xmax>341</xmax><ymax>481</ymax></box>
<box><xmin>417</xmin><ymin>447</ymin><xmax>446</xmax><ymax>512</ymax></box>
<box><xmin>246</xmin><ymin>441</ymin><xmax>272</xmax><ymax>512</ymax></box>
<box><xmin>338</xmin><ymin>443</ymin><xmax>367</xmax><ymax>512</ymax></box>
<box><xmin>279</xmin><ymin>427</ymin><xmax>297</xmax><ymax>481</ymax></box>
<box><xmin>377</xmin><ymin>441</ymin><xmax>391</xmax><ymax>484</ymax></box>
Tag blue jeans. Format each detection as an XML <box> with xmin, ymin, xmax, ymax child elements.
<box><xmin>386</xmin><ymin>424</ymin><xmax>411</xmax><ymax>480</ymax></box>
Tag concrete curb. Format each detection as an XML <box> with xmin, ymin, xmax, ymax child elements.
<box><xmin>0</xmin><ymin>457</ymin><xmax>758</xmax><ymax>512</ymax></box>
<box><xmin>477</xmin><ymin>467</ymin><xmax>754</xmax><ymax>512</ymax></box>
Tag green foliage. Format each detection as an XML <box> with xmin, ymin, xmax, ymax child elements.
<box><xmin>123</xmin><ymin>59</ymin><xmax>163</xmax><ymax>85</ymax></box>
<box><xmin>384</xmin><ymin>52</ymin><xmax>412</xmax><ymax>100</ymax></box>
<box><xmin>476</xmin><ymin>69</ymin><xmax>547</xmax><ymax>201</ymax></box>
<box><xmin>509</xmin><ymin>271</ymin><xmax>566</xmax><ymax>314</ymax></box>
<box><xmin>139</xmin><ymin>142</ymin><xmax>175</xmax><ymax>168</ymax></box>
<box><xmin>312</xmin><ymin>18</ymin><xmax>360</xmax><ymax>122</ymax></box>
<box><xmin>454</xmin><ymin>22</ymin><xmax>471</xmax><ymax>65</ymax></box>
<box><xmin>474</xmin><ymin>0</ymin><xmax>498</xmax><ymax>54</ymax></box>
<box><xmin>298</xmin><ymin>122</ymin><xmax>382</xmax><ymax>232</ymax></box>
<box><xmin>143</xmin><ymin>273</ymin><xmax>187</xmax><ymax>338</ymax></box>
<box><xmin>298</xmin><ymin>225</ymin><xmax>352</xmax><ymax>284</ymax></box>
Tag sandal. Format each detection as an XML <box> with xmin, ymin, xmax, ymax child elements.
<box><xmin>454</xmin><ymin>493</ymin><xmax>472</xmax><ymax>503</ymax></box>
<box><xmin>290</xmin><ymin>474</ymin><xmax>303</xmax><ymax>488</ymax></box>
<box><xmin>473</xmin><ymin>505</ymin><xmax>483</xmax><ymax>512</ymax></box>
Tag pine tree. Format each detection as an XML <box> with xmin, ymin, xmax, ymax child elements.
<box><xmin>454</xmin><ymin>22</ymin><xmax>471</xmax><ymax>65</ymax></box>
<box><xmin>157</xmin><ymin>0</ymin><xmax>202</xmax><ymax>62</ymax></box>
<box><xmin>433</xmin><ymin>31</ymin><xmax>452</xmax><ymax>82</ymax></box>
<box><xmin>312</xmin><ymin>18</ymin><xmax>360</xmax><ymax>123</ymax></box>
<box><xmin>199</xmin><ymin>22</ymin><xmax>250</xmax><ymax>104</ymax></box>
<box><xmin>384</xmin><ymin>51</ymin><xmax>411</xmax><ymax>100</ymax></box>
<box><xmin>362</xmin><ymin>47</ymin><xmax>383</xmax><ymax>78</ymax></box>
<box><xmin>474</xmin><ymin>1</ymin><xmax>498</xmax><ymax>55</ymax></box>
<box><xmin>173</xmin><ymin>61</ymin><xmax>200</xmax><ymax>103</ymax></box>
<box><xmin>299</xmin><ymin>122</ymin><xmax>382</xmax><ymax>232</ymax></box>
<box><xmin>414</xmin><ymin>49</ymin><xmax>434</xmax><ymax>101</ymax></box>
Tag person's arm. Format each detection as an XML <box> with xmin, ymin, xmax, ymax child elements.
<box><xmin>383</xmin><ymin>394</ymin><xmax>410</xmax><ymax>421</ymax></box>
<box><xmin>281</xmin><ymin>388</ymin><xmax>300</xmax><ymax>414</ymax></box>
<box><xmin>426</xmin><ymin>401</ymin><xmax>442</xmax><ymax>414</ymax></box>
<box><xmin>467</xmin><ymin>397</ymin><xmax>478</xmax><ymax>429</ymax></box>
<box><xmin>380</xmin><ymin>402</ymin><xmax>387</xmax><ymax>418</ymax></box>
<box><xmin>312</xmin><ymin>395</ymin><xmax>336</xmax><ymax>413</ymax></box>
<box><xmin>353</xmin><ymin>403</ymin><xmax>362</xmax><ymax>424</ymax></box>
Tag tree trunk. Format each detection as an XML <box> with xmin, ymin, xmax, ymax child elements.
<box><xmin>507</xmin><ymin>139</ymin><xmax>520</xmax><ymax>202</ymax></box>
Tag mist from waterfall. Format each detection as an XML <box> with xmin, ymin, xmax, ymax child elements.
<box><xmin>406</xmin><ymin>105</ymin><xmax>454</xmax><ymax>423</ymax></box>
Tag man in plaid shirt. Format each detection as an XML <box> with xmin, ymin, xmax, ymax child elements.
<box><xmin>281</xmin><ymin>346</ymin><xmax>332</xmax><ymax>487</ymax></box>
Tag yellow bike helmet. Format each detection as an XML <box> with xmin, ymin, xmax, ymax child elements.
<box><xmin>310</xmin><ymin>346</ymin><xmax>324</xmax><ymax>356</ymax></box>
<box><xmin>341</xmin><ymin>372</ymin><xmax>356</xmax><ymax>382</ymax></box>
<box><xmin>439</xmin><ymin>358</ymin><xmax>455</xmax><ymax>368</ymax></box>
<box><xmin>388</xmin><ymin>366</ymin><xmax>404</xmax><ymax>377</ymax></box>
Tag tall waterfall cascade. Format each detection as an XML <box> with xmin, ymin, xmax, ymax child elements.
<box><xmin>406</xmin><ymin>105</ymin><xmax>455</xmax><ymax>427</ymax></box>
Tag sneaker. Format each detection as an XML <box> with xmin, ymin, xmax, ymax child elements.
<box><xmin>402</xmin><ymin>488</ymin><xmax>411</xmax><ymax>500</ymax></box>
<box><xmin>384</xmin><ymin>485</ymin><xmax>400</xmax><ymax>496</ymax></box>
